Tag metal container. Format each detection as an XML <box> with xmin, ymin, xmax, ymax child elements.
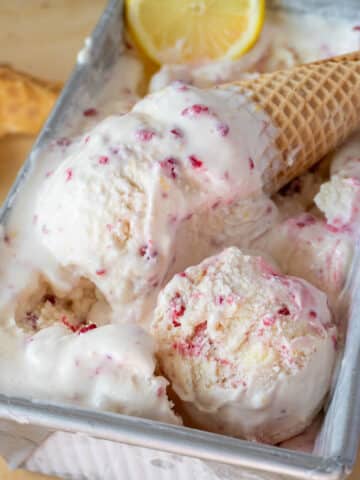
<box><xmin>0</xmin><ymin>1</ymin><xmax>360</xmax><ymax>479</ymax></box>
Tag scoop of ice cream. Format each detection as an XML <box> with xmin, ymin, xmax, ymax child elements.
<box><xmin>0</xmin><ymin>318</ymin><xmax>180</xmax><ymax>424</ymax></box>
<box><xmin>316</xmin><ymin>175</ymin><xmax>360</xmax><ymax>236</ymax></box>
<box><xmin>35</xmin><ymin>84</ymin><xmax>276</xmax><ymax>326</ymax></box>
<box><xmin>315</xmin><ymin>132</ymin><xmax>360</xmax><ymax>236</ymax></box>
<box><xmin>152</xmin><ymin>247</ymin><xmax>336</xmax><ymax>444</ymax></box>
<box><xmin>254</xmin><ymin>213</ymin><xmax>353</xmax><ymax>309</ymax></box>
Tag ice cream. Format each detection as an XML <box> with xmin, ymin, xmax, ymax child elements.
<box><xmin>169</xmin><ymin>191</ymin><xmax>278</xmax><ymax>281</ymax></box>
<box><xmin>150</xmin><ymin>13</ymin><xmax>360</xmax><ymax>92</ymax></box>
<box><xmin>273</xmin><ymin>169</ymin><xmax>327</xmax><ymax>220</ymax></box>
<box><xmin>0</xmin><ymin>6</ymin><xmax>358</xmax><ymax>449</ymax></box>
<box><xmin>35</xmin><ymin>83</ymin><xmax>277</xmax><ymax>325</ymax></box>
<box><xmin>254</xmin><ymin>213</ymin><xmax>353</xmax><ymax>310</ymax></box>
<box><xmin>0</xmin><ymin>272</ymin><xmax>180</xmax><ymax>424</ymax></box>
<box><xmin>315</xmin><ymin>132</ymin><xmax>360</xmax><ymax>236</ymax></box>
<box><xmin>34</xmin><ymin>50</ymin><xmax>360</xmax><ymax>330</ymax></box>
<box><xmin>152</xmin><ymin>247</ymin><xmax>336</xmax><ymax>444</ymax></box>
<box><xmin>0</xmin><ymin>315</ymin><xmax>180</xmax><ymax>424</ymax></box>
<box><xmin>14</xmin><ymin>276</ymin><xmax>111</xmax><ymax>334</ymax></box>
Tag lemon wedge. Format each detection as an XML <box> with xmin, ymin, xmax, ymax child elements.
<box><xmin>126</xmin><ymin>0</ymin><xmax>265</xmax><ymax>65</ymax></box>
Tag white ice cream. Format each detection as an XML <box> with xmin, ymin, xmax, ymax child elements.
<box><xmin>152</xmin><ymin>247</ymin><xmax>336</xmax><ymax>444</ymax></box>
<box><xmin>254</xmin><ymin>213</ymin><xmax>353</xmax><ymax>310</ymax></box>
<box><xmin>315</xmin><ymin>132</ymin><xmax>360</xmax><ymax>236</ymax></box>
<box><xmin>0</xmin><ymin>9</ymin><xmax>358</xmax><ymax>445</ymax></box>
<box><xmin>35</xmin><ymin>84</ymin><xmax>277</xmax><ymax>325</ymax></box>
<box><xmin>0</xmin><ymin>318</ymin><xmax>180</xmax><ymax>424</ymax></box>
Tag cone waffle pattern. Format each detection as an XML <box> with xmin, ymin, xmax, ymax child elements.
<box><xmin>224</xmin><ymin>51</ymin><xmax>360</xmax><ymax>193</ymax></box>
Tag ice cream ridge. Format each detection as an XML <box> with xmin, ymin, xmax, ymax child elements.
<box><xmin>5</xmin><ymin>51</ymin><xmax>360</xmax><ymax>442</ymax></box>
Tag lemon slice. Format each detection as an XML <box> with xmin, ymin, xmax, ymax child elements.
<box><xmin>126</xmin><ymin>0</ymin><xmax>265</xmax><ymax>65</ymax></box>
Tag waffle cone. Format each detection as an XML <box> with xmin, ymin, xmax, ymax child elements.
<box><xmin>0</xmin><ymin>65</ymin><xmax>61</xmax><ymax>138</ymax></box>
<box><xmin>222</xmin><ymin>51</ymin><xmax>360</xmax><ymax>193</ymax></box>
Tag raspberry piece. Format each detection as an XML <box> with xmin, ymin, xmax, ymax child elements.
<box><xmin>189</xmin><ymin>155</ymin><xmax>203</xmax><ymax>169</ymax></box>
<box><xmin>138</xmin><ymin>243</ymin><xmax>158</xmax><ymax>260</ymax></box>
<box><xmin>217</xmin><ymin>123</ymin><xmax>230</xmax><ymax>137</ymax></box>
<box><xmin>96</xmin><ymin>269</ymin><xmax>107</xmax><ymax>276</ymax></box>
<box><xmin>170</xmin><ymin>128</ymin><xmax>184</xmax><ymax>138</ymax></box>
<box><xmin>136</xmin><ymin>129</ymin><xmax>155</xmax><ymax>141</ymax></box>
<box><xmin>99</xmin><ymin>156</ymin><xmax>109</xmax><ymax>165</ymax></box>
<box><xmin>170</xmin><ymin>292</ymin><xmax>186</xmax><ymax>327</ymax></box>
<box><xmin>78</xmin><ymin>324</ymin><xmax>97</xmax><ymax>334</ymax></box>
<box><xmin>61</xmin><ymin>316</ymin><xmax>77</xmax><ymax>333</ymax></box>
<box><xmin>278</xmin><ymin>306</ymin><xmax>290</xmax><ymax>316</ymax></box>
<box><xmin>296</xmin><ymin>215</ymin><xmax>317</xmax><ymax>228</ymax></box>
<box><xmin>159</xmin><ymin>157</ymin><xmax>179</xmax><ymax>179</ymax></box>
<box><xmin>65</xmin><ymin>168</ymin><xmax>73</xmax><ymax>182</ymax></box>
<box><xmin>216</xmin><ymin>295</ymin><xmax>224</xmax><ymax>305</ymax></box>
<box><xmin>181</xmin><ymin>104</ymin><xmax>210</xmax><ymax>116</ymax></box>
<box><xmin>263</xmin><ymin>316</ymin><xmax>276</xmax><ymax>327</ymax></box>
<box><xmin>83</xmin><ymin>108</ymin><xmax>98</xmax><ymax>117</ymax></box>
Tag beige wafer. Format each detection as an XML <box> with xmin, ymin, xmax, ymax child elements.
<box><xmin>0</xmin><ymin>65</ymin><xmax>61</xmax><ymax>138</ymax></box>
<box><xmin>221</xmin><ymin>51</ymin><xmax>360</xmax><ymax>193</ymax></box>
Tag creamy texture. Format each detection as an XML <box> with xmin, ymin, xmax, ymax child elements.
<box><xmin>152</xmin><ymin>247</ymin><xmax>336</xmax><ymax>444</ymax></box>
<box><xmin>14</xmin><ymin>276</ymin><xmax>111</xmax><ymax>334</ymax></box>
<box><xmin>35</xmin><ymin>84</ymin><xmax>276</xmax><ymax>325</ymax></box>
<box><xmin>0</xmin><ymin>319</ymin><xmax>180</xmax><ymax>424</ymax></box>
<box><xmin>315</xmin><ymin>133</ymin><xmax>360</xmax><ymax>236</ymax></box>
<box><xmin>169</xmin><ymin>192</ymin><xmax>278</xmax><ymax>280</ymax></box>
<box><xmin>0</xmin><ymin>9</ymin><xmax>359</xmax><ymax>445</ymax></box>
<box><xmin>0</xmin><ymin>51</ymin><xmax>183</xmax><ymax>424</ymax></box>
<box><xmin>254</xmin><ymin>213</ymin><xmax>353</xmax><ymax>311</ymax></box>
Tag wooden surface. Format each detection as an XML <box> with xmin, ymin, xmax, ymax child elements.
<box><xmin>0</xmin><ymin>1</ymin><xmax>359</xmax><ymax>479</ymax></box>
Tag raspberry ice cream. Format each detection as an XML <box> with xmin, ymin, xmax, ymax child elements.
<box><xmin>0</xmin><ymin>314</ymin><xmax>180</xmax><ymax>424</ymax></box>
<box><xmin>152</xmin><ymin>247</ymin><xmax>336</xmax><ymax>444</ymax></box>
<box><xmin>14</xmin><ymin>276</ymin><xmax>111</xmax><ymax>334</ymax></box>
<box><xmin>315</xmin><ymin>133</ymin><xmax>360</xmax><ymax>236</ymax></box>
<box><xmin>254</xmin><ymin>213</ymin><xmax>353</xmax><ymax>310</ymax></box>
<box><xmin>0</xmin><ymin>5</ymin><xmax>358</xmax><ymax>451</ymax></box>
<box><xmin>35</xmin><ymin>84</ymin><xmax>277</xmax><ymax>325</ymax></box>
<box><xmin>0</xmin><ymin>272</ymin><xmax>180</xmax><ymax>424</ymax></box>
